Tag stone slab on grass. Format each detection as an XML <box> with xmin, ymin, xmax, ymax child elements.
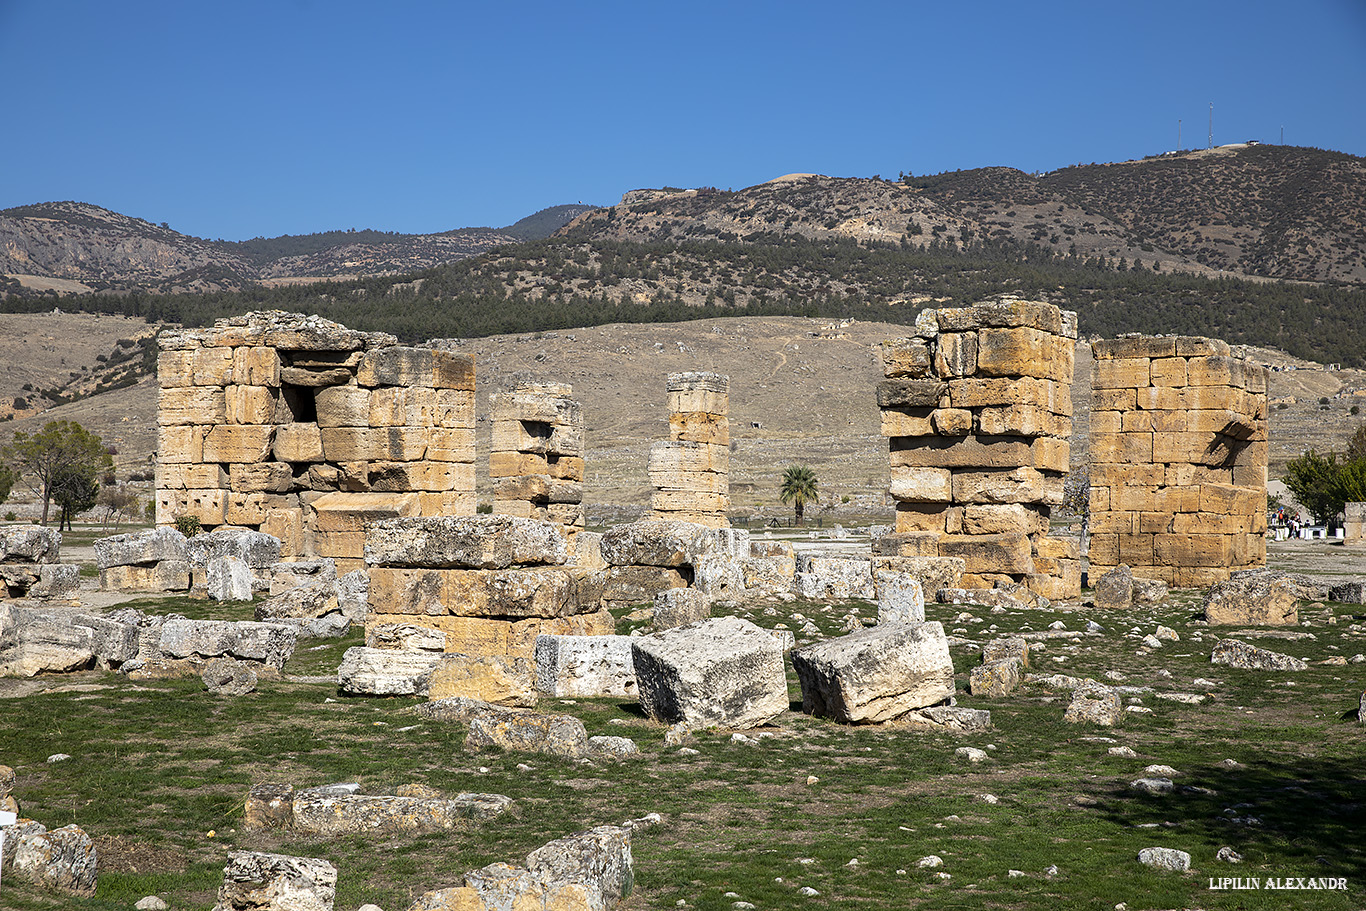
<box><xmin>792</xmin><ymin>621</ymin><xmax>954</xmax><ymax>723</ymax></box>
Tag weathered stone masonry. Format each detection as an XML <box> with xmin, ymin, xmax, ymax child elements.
<box><xmin>489</xmin><ymin>383</ymin><xmax>585</xmax><ymax>537</ymax></box>
<box><xmin>157</xmin><ymin>312</ymin><xmax>476</xmax><ymax>573</ymax></box>
<box><xmin>648</xmin><ymin>372</ymin><xmax>730</xmax><ymax>528</ymax></box>
<box><xmin>1088</xmin><ymin>335</ymin><xmax>1268</xmax><ymax>588</ymax></box>
<box><xmin>877</xmin><ymin>299</ymin><xmax>1081</xmax><ymax>600</ymax></box>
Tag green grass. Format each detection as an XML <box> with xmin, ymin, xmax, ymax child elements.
<box><xmin>2</xmin><ymin>590</ymin><xmax>1364</xmax><ymax>910</ymax></box>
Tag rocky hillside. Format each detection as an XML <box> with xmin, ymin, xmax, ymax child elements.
<box><xmin>0</xmin><ymin>202</ymin><xmax>598</xmax><ymax>293</ymax></box>
<box><xmin>563</xmin><ymin>145</ymin><xmax>1366</xmax><ymax>285</ymax></box>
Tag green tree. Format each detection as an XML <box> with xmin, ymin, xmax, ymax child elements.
<box><xmin>0</xmin><ymin>464</ymin><xmax>16</xmax><ymax>506</ymax></box>
<box><xmin>1</xmin><ymin>420</ymin><xmax>113</xmax><ymax>526</ymax></box>
<box><xmin>1282</xmin><ymin>449</ymin><xmax>1353</xmax><ymax>525</ymax></box>
<box><xmin>52</xmin><ymin>466</ymin><xmax>100</xmax><ymax>531</ymax></box>
<box><xmin>779</xmin><ymin>465</ymin><xmax>819</xmax><ymax>525</ymax></box>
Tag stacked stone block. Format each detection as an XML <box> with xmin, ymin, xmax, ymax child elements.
<box><xmin>364</xmin><ymin>515</ymin><xmax>614</xmax><ymax>662</ymax></box>
<box><xmin>156</xmin><ymin>312</ymin><xmax>475</xmax><ymax>573</ymax></box>
<box><xmin>0</xmin><ymin>525</ymin><xmax>79</xmax><ymax>602</ymax></box>
<box><xmin>648</xmin><ymin>372</ymin><xmax>730</xmax><ymax>528</ymax></box>
<box><xmin>878</xmin><ymin>299</ymin><xmax>1080</xmax><ymax>599</ymax></box>
<box><xmin>489</xmin><ymin>383</ymin><xmax>585</xmax><ymax>537</ymax></box>
<box><xmin>1088</xmin><ymin>335</ymin><xmax>1268</xmax><ymax>588</ymax></box>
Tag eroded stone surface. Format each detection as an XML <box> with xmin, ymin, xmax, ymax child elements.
<box><xmin>793</xmin><ymin>621</ymin><xmax>954</xmax><ymax>723</ymax></box>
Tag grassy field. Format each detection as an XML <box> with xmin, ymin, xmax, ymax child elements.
<box><xmin>3</xmin><ymin>581</ymin><xmax>1365</xmax><ymax>911</ymax></box>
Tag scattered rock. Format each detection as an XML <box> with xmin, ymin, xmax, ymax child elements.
<box><xmin>1136</xmin><ymin>846</ymin><xmax>1190</xmax><ymax>872</ymax></box>
<box><xmin>1210</xmin><ymin>639</ymin><xmax>1308</xmax><ymax>672</ymax></box>
<box><xmin>970</xmin><ymin>658</ymin><xmax>1023</xmax><ymax>697</ymax></box>
<box><xmin>1064</xmin><ymin>682</ymin><xmax>1123</xmax><ymax>726</ymax></box>
<box><xmin>212</xmin><ymin>850</ymin><xmax>336</xmax><ymax>911</ymax></box>
<box><xmin>1203</xmin><ymin>576</ymin><xmax>1299</xmax><ymax>626</ymax></box>
<box><xmin>897</xmin><ymin>706</ymin><xmax>992</xmax><ymax>732</ymax></box>
<box><xmin>1130</xmin><ymin>777</ymin><xmax>1175</xmax><ymax>796</ymax></box>
<box><xmin>1094</xmin><ymin>565</ymin><xmax>1133</xmax><ymax>610</ymax></box>
<box><xmin>792</xmin><ymin>621</ymin><xmax>954</xmax><ymax>723</ymax></box>
<box><xmin>586</xmin><ymin>736</ymin><xmax>639</xmax><ymax>760</ymax></box>
<box><xmin>955</xmin><ymin>747</ymin><xmax>988</xmax><ymax>763</ymax></box>
<box><xmin>202</xmin><ymin>657</ymin><xmax>258</xmax><ymax>696</ymax></box>
<box><xmin>464</xmin><ymin>705</ymin><xmax>590</xmax><ymax>759</ymax></box>
<box><xmin>1216</xmin><ymin>846</ymin><xmax>1243</xmax><ymax>863</ymax></box>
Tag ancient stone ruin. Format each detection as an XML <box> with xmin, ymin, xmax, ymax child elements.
<box><xmin>648</xmin><ymin>372</ymin><xmax>730</xmax><ymax>528</ymax></box>
<box><xmin>877</xmin><ymin>299</ymin><xmax>1080</xmax><ymax>600</ymax></box>
<box><xmin>0</xmin><ymin>525</ymin><xmax>78</xmax><ymax>603</ymax></box>
<box><xmin>489</xmin><ymin>383</ymin><xmax>585</xmax><ymax>538</ymax></box>
<box><xmin>156</xmin><ymin>311</ymin><xmax>476</xmax><ymax>573</ymax></box>
<box><xmin>1088</xmin><ymin>335</ymin><xmax>1268</xmax><ymax>587</ymax></box>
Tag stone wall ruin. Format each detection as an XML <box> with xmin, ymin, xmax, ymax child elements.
<box><xmin>877</xmin><ymin>299</ymin><xmax>1081</xmax><ymax>600</ymax></box>
<box><xmin>156</xmin><ymin>312</ymin><xmax>476</xmax><ymax>573</ymax></box>
<box><xmin>1088</xmin><ymin>335</ymin><xmax>1268</xmax><ymax>587</ymax></box>
<box><xmin>489</xmin><ymin>383</ymin><xmax>585</xmax><ymax>538</ymax></box>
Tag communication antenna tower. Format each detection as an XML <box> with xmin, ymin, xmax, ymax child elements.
<box><xmin>1178</xmin><ymin>119</ymin><xmax>1182</xmax><ymax>150</ymax></box>
<box><xmin>1208</xmin><ymin>103</ymin><xmax>1213</xmax><ymax>149</ymax></box>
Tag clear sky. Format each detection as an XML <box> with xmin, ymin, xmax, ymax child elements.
<box><xmin>2</xmin><ymin>0</ymin><xmax>1363</xmax><ymax>241</ymax></box>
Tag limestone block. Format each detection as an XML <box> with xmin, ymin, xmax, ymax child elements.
<box><xmin>369</xmin><ymin>461</ymin><xmax>475</xmax><ymax>494</ymax></box>
<box><xmin>320</xmin><ymin>427</ymin><xmax>428</xmax><ymax>462</ymax></box>
<box><xmin>870</xmin><ymin>555</ymin><xmax>964</xmax><ymax>597</ymax></box>
<box><xmin>262</xmin><ymin>509</ymin><xmax>305</xmax><ymax>558</ymax></box>
<box><xmin>443</xmin><ymin>567</ymin><xmax>605</xmax><ymax>619</ymax></box>
<box><xmin>157</xmin><ymin>462</ymin><xmax>227</xmax><ymax>491</ymax></box>
<box><xmin>936</xmin><ymin>299</ymin><xmax>1066</xmax><ymax>334</ymax></box>
<box><xmin>948</xmin><ymin>376</ymin><xmax>1071</xmax><ymax>416</ymax></box>
<box><xmin>1149</xmin><ymin>357</ymin><xmax>1188</xmax><ymax>387</ymax></box>
<box><xmin>936</xmin><ymin>533</ymin><xmax>1034</xmax><ymax>576</ymax></box>
<box><xmin>100</xmin><ymin>561</ymin><xmax>192</xmax><ymax>592</ymax></box>
<box><xmin>419</xmin><ymin>653</ymin><xmax>536</xmax><ymax>705</ymax></box>
<box><xmin>1210</xmin><ymin>639</ymin><xmax>1307</xmax><ymax>671</ymax></box>
<box><xmin>534</xmin><ymin>634</ymin><xmax>637</xmax><ymax>697</ymax></box>
<box><xmin>157</xmin><ymin>349</ymin><xmax>195</xmax><ymax>386</ymax></box>
<box><xmin>983</xmin><ymin>637</ymin><xmax>1029</xmax><ymax>666</ymax></box>
<box><xmin>667</xmin><ymin>389</ymin><xmax>728</xmax><ymax>415</ymax></box>
<box><xmin>873</xmin><ymin>530</ymin><xmax>942</xmax><ymax>557</ymax></box>
<box><xmin>29</xmin><ymin>564</ymin><xmax>80</xmax><ymax>601</ymax></box>
<box><xmin>975</xmin><ymin>327</ymin><xmax>1073</xmax><ymax>383</ymax></box>
<box><xmin>691</xmin><ymin>552</ymin><xmax>744</xmax><ymax>601</ymax></box>
<box><xmin>186</xmin><ymin>528</ymin><xmax>283</xmax><ymax>571</ymax></box>
<box><xmin>157</xmin><ymin>489</ymin><xmax>227</xmax><ymax>527</ymax></box>
<box><xmin>963</xmin><ymin>503</ymin><xmax>1047</xmax><ymax>536</ymax></box>
<box><xmin>599</xmin><ymin>520</ymin><xmax>719</xmax><ymax>567</ymax></box>
<box><xmin>356</xmin><ymin>346</ymin><xmax>434</xmax><ymax>387</ymax></box>
<box><xmin>793</xmin><ymin>621</ymin><xmax>954</xmax><ymax>723</ymax></box>
<box><xmin>793</xmin><ymin>556</ymin><xmax>876</xmax><ymax>600</ymax></box>
<box><xmin>875</xmin><ymin>571</ymin><xmax>925</xmax><ymax>624</ymax></box>
<box><xmin>934</xmin><ymin>331</ymin><xmax>978</xmax><ymax>378</ymax></box>
<box><xmin>158</xmin><ymin>424</ymin><xmax>205</xmax><ymax>464</ymax></box>
<box><xmin>228</xmin><ymin>462</ymin><xmax>294</xmax><ymax>494</ymax></box>
<box><xmin>952</xmin><ymin>467</ymin><xmax>1064</xmax><ymax>506</ymax></box>
<box><xmin>1092</xmin><ymin>357</ymin><xmax>1150</xmax><ymax>390</ymax></box>
<box><xmin>880</xmin><ymin>406</ymin><xmax>935</xmax><ymax>438</ymax></box>
<box><xmin>1094</xmin><ymin>564</ymin><xmax>1134</xmax><ymax>609</ymax></box>
<box><xmin>159</xmin><ymin>385</ymin><xmax>226</xmax><ymax>425</ymax></box>
<box><xmin>969</xmin><ymin>658</ymin><xmax>1023</xmax><ymax>697</ymax></box>
<box><xmin>336</xmin><ymin>646</ymin><xmax>444</xmax><ymax>695</ymax></box>
<box><xmin>647</xmin><ymin>440</ymin><xmax>728</xmax><ymax>474</ymax></box>
<box><xmin>647</xmin><ymin>468</ymin><xmax>728</xmax><ymax>495</ymax></box>
<box><xmin>243</xmin><ymin>783</ymin><xmax>295</xmax><ymax>832</ymax></box>
<box><xmin>291</xmin><ymin>791</ymin><xmax>509</xmax><ymax>838</ymax></box>
<box><xmin>202</xmin><ymin>425</ymin><xmax>274</xmax><ymax>463</ymax></box>
<box><xmin>631</xmin><ymin>616</ymin><xmax>788</xmax><ymax>729</ymax></box>
<box><xmin>366</xmin><ymin>515</ymin><xmax>568</xmax><ymax>569</ymax></box>
<box><xmin>653</xmin><ymin>588</ymin><xmax>712</xmax><ymax>630</ymax></box>
<box><xmin>890</xmin><ymin>435</ymin><xmax>1065</xmax><ymax>472</ymax></box>
<box><xmin>549</xmin><ymin>456</ymin><xmax>585</xmax><ymax>481</ymax></box>
<box><xmin>10</xmin><ymin>822</ymin><xmax>98</xmax><ymax>896</ymax></box>
<box><xmin>491</xmin><ymin>475</ymin><xmax>553</xmax><ymax>502</ymax></box>
<box><xmin>212</xmin><ymin>850</ymin><xmax>336</xmax><ymax>911</ymax></box>
<box><xmin>368</xmin><ymin>386</ymin><xmax>435</xmax><ymax>427</ymax></box>
<box><xmin>0</xmin><ymin>604</ymin><xmax>138</xmax><ymax>676</ymax></box>
<box><xmin>464</xmin><ymin>706</ymin><xmax>589</xmax><ymax>758</ymax></box>
<box><xmin>523</xmin><ymin>825</ymin><xmax>635</xmax><ymax>908</ymax></box>
<box><xmin>1186</xmin><ymin>355</ymin><xmax>1237</xmax><ymax>386</ymax></box>
<box><xmin>226</xmin><ymin>385</ymin><xmax>278</xmax><ymax>425</ymax></box>
<box><xmin>1153</xmin><ymin>532</ymin><xmax>1234</xmax><ymax>568</ymax></box>
<box><xmin>311</xmin><ymin>491</ymin><xmax>420</xmax><ymax>533</ymax></box>
<box><xmin>431</xmin><ymin>350</ymin><xmax>476</xmax><ymax>391</ymax></box>
<box><xmin>366</xmin><ymin>622</ymin><xmax>446</xmax><ymax>651</ymax></box>
<box><xmin>1034</xmin><ymin>536</ymin><xmax>1080</xmax><ymax>560</ymax></box>
<box><xmin>313</xmin><ymin>384</ymin><xmax>370</xmax><ymax>427</ymax></box>
<box><xmin>977</xmin><ymin>405</ymin><xmax>1070</xmax><ymax>438</ymax></box>
<box><xmin>1063</xmin><ymin>681</ymin><xmax>1122</xmax><ymax>725</ymax></box>
<box><xmin>490</xmin><ymin>420</ymin><xmax>582</xmax><ymax>457</ymax></box>
<box><xmin>491</xmin><ymin>386</ymin><xmax>578</xmax><ymax>422</ymax></box>
<box><xmin>876</xmin><ymin>379</ymin><xmax>948</xmax><ymax>409</ymax></box>
<box><xmin>232</xmin><ymin>346</ymin><xmax>281</xmax><ymax>386</ymax></box>
<box><xmin>191</xmin><ymin>346</ymin><xmax>236</xmax><ymax>385</ymax></box>
<box><xmin>650</xmin><ymin>490</ymin><xmax>729</xmax><ymax>513</ymax></box>
<box><xmin>930</xmin><ymin>407</ymin><xmax>972</xmax><ymax>435</ymax></box>
<box><xmin>669</xmin><ymin>412</ymin><xmax>730</xmax><ymax>445</ymax></box>
<box><xmin>433</xmin><ymin>389</ymin><xmax>476</xmax><ymax>428</ymax></box>
<box><xmin>207</xmin><ymin>557</ymin><xmax>254</xmax><ymax>602</ymax></box>
<box><xmin>271</xmin><ymin>423</ymin><xmax>324</xmax><ymax>463</ymax></box>
<box><xmin>601</xmin><ymin>565</ymin><xmax>689</xmax><ymax>604</ymax></box>
<box><xmin>93</xmin><ymin>526</ymin><xmax>185</xmax><ymax>568</ymax></box>
<box><xmin>881</xmin><ymin>337</ymin><xmax>932</xmax><ymax>378</ymax></box>
<box><xmin>1203</xmin><ymin>576</ymin><xmax>1298</xmax><ymax>626</ymax></box>
<box><xmin>490</xmin><ymin>451</ymin><xmax>550</xmax><ymax>478</ymax></box>
<box><xmin>416</xmin><ymin>492</ymin><xmax>477</xmax><ymax>517</ymax></box>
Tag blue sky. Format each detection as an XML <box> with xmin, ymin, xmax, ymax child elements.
<box><xmin>2</xmin><ymin>0</ymin><xmax>1363</xmax><ymax>241</ymax></box>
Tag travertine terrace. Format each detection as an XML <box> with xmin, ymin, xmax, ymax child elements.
<box><xmin>1088</xmin><ymin>335</ymin><xmax>1268</xmax><ymax>587</ymax></box>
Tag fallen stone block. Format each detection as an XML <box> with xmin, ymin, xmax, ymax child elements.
<box><xmin>870</xmin><ymin>555</ymin><xmax>965</xmax><ymax>597</ymax></box>
<box><xmin>187</xmin><ymin>528</ymin><xmax>282</xmax><ymax>573</ymax></box>
<box><xmin>1137</xmin><ymin>847</ymin><xmax>1190</xmax><ymax>872</ymax></box>
<box><xmin>586</xmin><ymin>735</ymin><xmax>640</xmax><ymax>759</ymax></box>
<box><xmin>202</xmin><ymin>657</ymin><xmax>258</xmax><ymax>695</ymax></box>
<box><xmin>631</xmin><ymin>616</ymin><xmax>787</xmax><ymax>729</ymax></box>
<box><xmin>1093</xmin><ymin>564</ymin><xmax>1133</xmax><ymax>609</ymax></box>
<box><xmin>792</xmin><ymin>621</ymin><xmax>954</xmax><ymax>723</ymax></box>
<box><xmin>207</xmin><ymin>556</ymin><xmax>254</xmax><ymax>602</ymax></box>
<box><xmin>0</xmin><ymin>605</ymin><xmax>138</xmax><ymax>677</ymax></box>
<box><xmin>969</xmin><ymin>658</ymin><xmax>1023</xmax><ymax>697</ymax></box>
<box><xmin>99</xmin><ymin>561</ymin><xmax>191</xmax><ymax>593</ymax></box>
<box><xmin>599</xmin><ymin>520</ymin><xmax>719</xmax><ymax>567</ymax></box>
<box><xmin>652</xmin><ymin>588</ymin><xmax>711</xmax><ymax>631</ymax></box>
<box><xmin>601</xmin><ymin>564</ymin><xmax>689</xmax><ymax>605</ymax></box>
<box><xmin>290</xmin><ymin>790</ymin><xmax>511</xmax><ymax>836</ymax></box>
<box><xmin>365</xmin><ymin>515</ymin><xmax>568</xmax><ymax>569</ymax></box>
<box><xmin>464</xmin><ymin>705</ymin><xmax>589</xmax><ymax>758</ymax></box>
<box><xmin>1203</xmin><ymin>576</ymin><xmax>1298</xmax><ymax>626</ymax></box>
<box><xmin>269</xmin><ymin>559</ymin><xmax>336</xmax><ymax>595</ymax></box>
<box><xmin>8</xmin><ymin>821</ymin><xmax>98</xmax><ymax>896</ymax></box>
<box><xmin>337</xmin><ymin>570</ymin><xmax>369</xmax><ymax>622</ymax></box>
<box><xmin>535</xmin><ymin>634</ymin><xmax>637</xmax><ymax>697</ymax></box>
<box><xmin>0</xmin><ymin>525</ymin><xmax>61</xmax><ymax>563</ymax></box>
<box><xmin>366</xmin><ymin>623</ymin><xmax>446</xmax><ymax>652</ymax></box>
<box><xmin>1226</xmin><ymin>568</ymin><xmax>1329</xmax><ymax>602</ymax></box>
<box><xmin>244</xmin><ymin>783</ymin><xmax>295</xmax><ymax>831</ymax></box>
<box><xmin>94</xmin><ymin>527</ymin><xmax>186</xmax><ymax>569</ymax></box>
<box><xmin>1063</xmin><ymin>681</ymin><xmax>1122</xmax><ymax>725</ymax></box>
<box><xmin>793</xmin><ymin>556</ymin><xmax>876</xmax><ymax>600</ymax></box>
<box><xmin>1210</xmin><ymin>639</ymin><xmax>1308</xmax><ymax>671</ymax></box>
<box><xmin>417</xmin><ymin>653</ymin><xmax>535</xmax><ymax>706</ymax></box>
<box><xmin>159</xmin><ymin>619</ymin><xmax>296</xmax><ymax>668</ymax></box>
<box><xmin>255</xmin><ymin>581</ymin><xmax>339</xmax><ymax>621</ymax></box>
<box><xmin>336</xmin><ymin>646</ymin><xmax>444</xmax><ymax>695</ymax></box>
<box><xmin>1328</xmin><ymin>580</ymin><xmax>1366</xmax><ymax>605</ymax></box>
<box><xmin>896</xmin><ymin>705</ymin><xmax>992</xmax><ymax>731</ymax></box>
<box><xmin>875</xmin><ymin>571</ymin><xmax>925</xmax><ymax>624</ymax></box>
<box><xmin>692</xmin><ymin>552</ymin><xmax>744</xmax><ymax>601</ymax></box>
<box><xmin>212</xmin><ymin>850</ymin><xmax>336</xmax><ymax>911</ymax></box>
<box><xmin>1131</xmin><ymin>577</ymin><xmax>1169</xmax><ymax>603</ymax></box>
<box><xmin>525</xmin><ymin>825</ymin><xmax>634</xmax><ymax>907</ymax></box>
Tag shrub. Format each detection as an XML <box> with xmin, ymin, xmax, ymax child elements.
<box><xmin>174</xmin><ymin>515</ymin><xmax>202</xmax><ymax>537</ymax></box>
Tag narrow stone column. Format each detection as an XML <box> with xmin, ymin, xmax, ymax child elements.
<box><xmin>647</xmin><ymin>372</ymin><xmax>730</xmax><ymax>528</ymax></box>
<box><xmin>489</xmin><ymin>383</ymin><xmax>585</xmax><ymax>538</ymax></box>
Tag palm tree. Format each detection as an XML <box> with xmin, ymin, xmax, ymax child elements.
<box><xmin>779</xmin><ymin>464</ymin><xmax>819</xmax><ymax>525</ymax></box>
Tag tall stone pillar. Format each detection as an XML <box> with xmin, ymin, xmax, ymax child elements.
<box><xmin>878</xmin><ymin>298</ymin><xmax>1080</xmax><ymax>599</ymax></box>
<box><xmin>647</xmin><ymin>372</ymin><xmax>730</xmax><ymax>528</ymax></box>
<box><xmin>1088</xmin><ymin>336</ymin><xmax>1268</xmax><ymax>588</ymax></box>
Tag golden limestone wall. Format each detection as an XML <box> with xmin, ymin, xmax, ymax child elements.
<box><xmin>489</xmin><ymin>383</ymin><xmax>585</xmax><ymax>537</ymax></box>
<box><xmin>1088</xmin><ymin>336</ymin><xmax>1268</xmax><ymax>587</ymax></box>
<box><xmin>157</xmin><ymin>312</ymin><xmax>475</xmax><ymax>573</ymax></box>
<box><xmin>647</xmin><ymin>372</ymin><xmax>730</xmax><ymax>528</ymax></box>
<box><xmin>878</xmin><ymin>299</ymin><xmax>1080</xmax><ymax>600</ymax></box>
